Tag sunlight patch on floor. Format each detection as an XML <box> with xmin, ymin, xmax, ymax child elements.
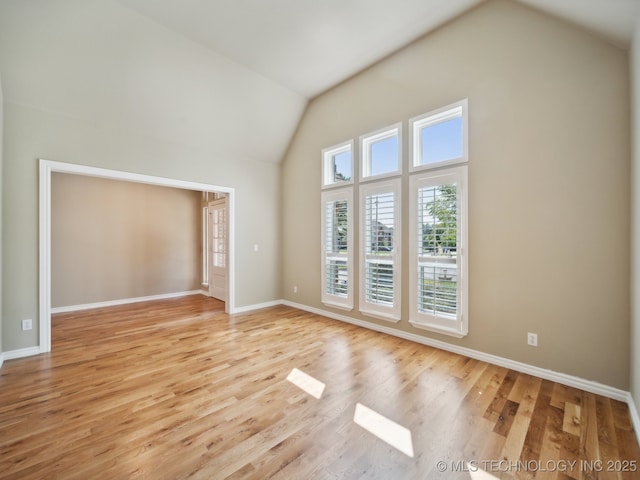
<box><xmin>286</xmin><ymin>368</ymin><xmax>326</xmax><ymax>399</ymax></box>
<box><xmin>353</xmin><ymin>403</ymin><xmax>414</xmax><ymax>457</ymax></box>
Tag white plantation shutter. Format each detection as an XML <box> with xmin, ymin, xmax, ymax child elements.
<box><xmin>321</xmin><ymin>188</ymin><xmax>353</xmax><ymax>309</ymax></box>
<box><xmin>359</xmin><ymin>179</ymin><xmax>401</xmax><ymax>321</ymax></box>
<box><xmin>417</xmin><ymin>184</ymin><xmax>457</xmax><ymax>316</ymax></box>
<box><xmin>409</xmin><ymin>166</ymin><xmax>468</xmax><ymax>337</ymax></box>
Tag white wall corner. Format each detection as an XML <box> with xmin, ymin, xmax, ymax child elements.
<box><xmin>230</xmin><ymin>300</ymin><xmax>283</xmax><ymax>314</ymax></box>
<box><xmin>627</xmin><ymin>393</ymin><xmax>640</xmax><ymax>447</ymax></box>
<box><xmin>630</xmin><ymin>13</ymin><xmax>640</xmax><ymax>424</ymax></box>
<box><xmin>0</xmin><ymin>72</ymin><xmax>4</xmax><ymax>365</ymax></box>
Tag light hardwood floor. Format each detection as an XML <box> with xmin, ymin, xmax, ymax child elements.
<box><xmin>1</xmin><ymin>295</ymin><xmax>639</xmax><ymax>479</ymax></box>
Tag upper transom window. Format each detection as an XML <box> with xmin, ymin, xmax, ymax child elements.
<box><xmin>361</xmin><ymin>124</ymin><xmax>401</xmax><ymax>180</ymax></box>
<box><xmin>410</xmin><ymin>99</ymin><xmax>467</xmax><ymax>171</ymax></box>
<box><xmin>322</xmin><ymin>141</ymin><xmax>353</xmax><ymax>187</ymax></box>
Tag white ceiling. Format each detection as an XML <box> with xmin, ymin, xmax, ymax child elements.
<box><xmin>117</xmin><ymin>0</ymin><xmax>640</xmax><ymax>99</ymax></box>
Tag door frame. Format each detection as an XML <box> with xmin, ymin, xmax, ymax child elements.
<box><xmin>39</xmin><ymin>159</ymin><xmax>236</xmax><ymax>353</ymax></box>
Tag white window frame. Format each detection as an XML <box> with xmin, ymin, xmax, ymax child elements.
<box><xmin>409</xmin><ymin>165</ymin><xmax>468</xmax><ymax>337</ymax></box>
<box><xmin>409</xmin><ymin>99</ymin><xmax>468</xmax><ymax>172</ymax></box>
<box><xmin>360</xmin><ymin>123</ymin><xmax>402</xmax><ymax>182</ymax></box>
<box><xmin>359</xmin><ymin>178</ymin><xmax>401</xmax><ymax>322</ymax></box>
<box><xmin>321</xmin><ymin>187</ymin><xmax>354</xmax><ymax>310</ymax></box>
<box><xmin>322</xmin><ymin>140</ymin><xmax>354</xmax><ymax>188</ymax></box>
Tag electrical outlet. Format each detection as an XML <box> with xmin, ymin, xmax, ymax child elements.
<box><xmin>293</xmin><ymin>286</ymin><xmax>298</xmax><ymax>294</ymax></box>
<box><xmin>527</xmin><ymin>332</ymin><xmax>538</xmax><ymax>347</ymax></box>
<box><xmin>22</xmin><ymin>319</ymin><xmax>33</xmax><ymax>331</ymax></box>
<box><xmin>253</xmin><ymin>244</ymin><xmax>259</xmax><ymax>252</ymax></box>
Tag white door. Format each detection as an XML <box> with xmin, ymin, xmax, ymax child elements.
<box><xmin>208</xmin><ymin>198</ymin><xmax>227</xmax><ymax>301</ymax></box>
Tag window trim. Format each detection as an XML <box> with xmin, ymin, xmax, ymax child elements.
<box><xmin>359</xmin><ymin>123</ymin><xmax>402</xmax><ymax>182</ymax></box>
<box><xmin>322</xmin><ymin>140</ymin><xmax>354</xmax><ymax>189</ymax></box>
<box><xmin>409</xmin><ymin>165</ymin><xmax>468</xmax><ymax>337</ymax></box>
<box><xmin>321</xmin><ymin>187</ymin><xmax>354</xmax><ymax>310</ymax></box>
<box><xmin>409</xmin><ymin>99</ymin><xmax>468</xmax><ymax>172</ymax></box>
<box><xmin>359</xmin><ymin>178</ymin><xmax>402</xmax><ymax>322</ymax></box>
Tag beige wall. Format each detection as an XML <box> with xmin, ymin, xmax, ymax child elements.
<box><xmin>51</xmin><ymin>174</ymin><xmax>201</xmax><ymax>308</ymax></box>
<box><xmin>0</xmin><ymin>0</ymin><xmax>303</xmax><ymax>351</ymax></box>
<box><xmin>281</xmin><ymin>0</ymin><xmax>631</xmax><ymax>389</ymax></box>
<box><xmin>631</xmin><ymin>17</ymin><xmax>640</xmax><ymax>410</ymax></box>
<box><xmin>0</xmin><ymin>74</ymin><xmax>3</xmax><ymax>356</ymax></box>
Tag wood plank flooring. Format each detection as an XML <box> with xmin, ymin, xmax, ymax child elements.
<box><xmin>1</xmin><ymin>295</ymin><xmax>639</xmax><ymax>479</ymax></box>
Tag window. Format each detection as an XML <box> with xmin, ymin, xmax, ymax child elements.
<box><xmin>322</xmin><ymin>141</ymin><xmax>353</xmax><ymax>187</ymax></box>
<box><xmin>361</xmin><ymin>124</ymin><xmax>401</xmax><ymax>180</ymax></box>
<box><xmin>320</xmin><ymin>99</ymin><xmax>469</xmax><ymax>333</ymax></box>
<box><xmin>410</xmin><ymin>99</ymin><xmax>467</xmax><ymax>170</ymax></box>
<box><xmin>409</xmin><ymin>166</ymin><xmax>467</xmax><ymax>337</ymax></box>
<box><xmin>321</xmin><ymin>188</ymin><xmax>354</xmax><ymax>309</ymax></box>
<box><xmin>359</xmin><ymin>179</ymin><xmax>401</xmax><ymax>321</ymax></box>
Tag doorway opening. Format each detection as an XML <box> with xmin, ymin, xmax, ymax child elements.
<box><xmin>39</xmin><ymin>159</ymin><xmax>235</xmax><ymax>353</ymax></box>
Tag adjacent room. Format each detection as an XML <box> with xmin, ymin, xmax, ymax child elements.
<box><xmin>2</xmin><ymin>0</ymin><xmax>640</xmax><ymax>478</ymax></box>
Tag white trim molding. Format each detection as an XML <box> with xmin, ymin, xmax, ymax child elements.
<box><xmin>3</xmin><ymin>346</ymin><xmax>44</xmax><ymax>361</ymax></box>
<box><xmin>281</xmin><ymin>300</ymin><xmax>629</xmax><ymax>402</ymax></box>
<box><xmin>51</xmin><ymin>291</ymin><xmax>204</xmax><ymax>314</ymax></box>
<box><xmin>0</xmin><ymin>352</ymin><xmax>3</xmax><ymax>369</ymax></box>
<box><xmin>232</xmin><ymin>300</ymin><xmax>283</xmax><ymax>314</ymax></box>
<box><xmin>39</xmin><ymin>159</ymin><xmax>236</xmax><ymax>354</ymax></box>
<box><xmin>627</xmin><ymin>394</ymin><xmax>640</xmax><ymax>447</ymax></box>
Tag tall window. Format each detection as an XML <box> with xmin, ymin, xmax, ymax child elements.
<box><xmin>320</xmin><ymin>99</ymin><xmax>468</xmax><ymax>336</ymax></box>
<box><xmin>359</xmin><ymin>179</ymin><xmax>401</xmax><ymax>321</ymax></box>
<box><xmin>321</xmin><ymin>188</ymin><xmax>353</xmax><ymax>309</ymax></box>
<box><xmin>409</xmin><ymin>166</ymin><xmax>467</xmax><ymax>337</ymax></box>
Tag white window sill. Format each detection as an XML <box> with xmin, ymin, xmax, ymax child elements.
<box><xmin>409</xmin><ymin>320</ymin><xmax>467</xmax><ymax>338</ymax></box>
<box><xmin>322</xmin><ymin>301</ymin><xmax>354</xmax><ymax>312</ymax></box>
<box><xmin>360</xmin><ymin>309</ymin><xmax>401</xmax><ymax>323</ymax></box>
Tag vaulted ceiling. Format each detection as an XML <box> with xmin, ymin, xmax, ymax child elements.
<box><xmin>1</xmin><ymin>1</ymin><xmax>637</xmax><ymax>166</ymax></box>
<box><xmin>116</xmin><ymin>0</ymin><xmax>640</xmax><ymax>98</ymax></box>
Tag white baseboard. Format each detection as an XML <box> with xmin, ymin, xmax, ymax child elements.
<box><xmin>231</xmin><ymin>300</ymin><xmax>282</xmax><ymax>314</ymax></box>
<box><xmin>0</xmin><ymin>352</ymin><xmax>3</xmax><ymax>369</ymax></box>
<box><xmin>627</xmin><ymin>394</ymin><xmax>640</xmax><ymax>447</ymax></box>
<box><xmin>3</xmin><ymin>346</ymin><xmax>44</xmax><ymax>361</ymax></box>
<box><xmin>51</xmin><ymin>290</ymin><xmax>204</xmax><ymax>314</ymax></box>
<box><xmin>281</xmin><ymin>300</ymin><xmax>629</xmax><ymax>402</ymax></box>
